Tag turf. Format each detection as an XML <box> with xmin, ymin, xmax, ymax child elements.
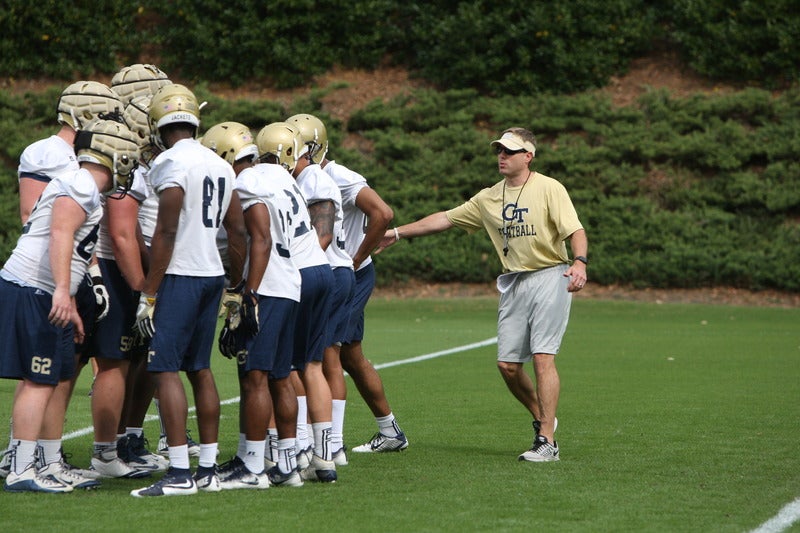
<box><xmin>0</xmin><ymin>297</ymin><xmax>798</xmax><ymax>532</ymax></box>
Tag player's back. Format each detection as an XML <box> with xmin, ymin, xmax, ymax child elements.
<box><xmin>237</xmin><ymin>164</ymin><xmax>301</xmax><ymax>301</ymax></box>
<box><xmin>149</xmin><ymin>138</ymin><xmax>235</xmax><ymax>277</ymax></box>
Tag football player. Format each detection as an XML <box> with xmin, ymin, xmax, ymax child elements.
<box><xmin>203</xmin><ymin>121</ymin><xmax>301</xmax><ymax>489</ymax></box>
<box><xmin>130</xmin><ymin>84</ymin><xmax>247</xmax><ymax>497</ymax></box>
<box><xmin>287</xmin><ymin>114</ymin><xmax>408</xmax><ymax>456</ymax></box>
<box><xmin>1</xmin><ymin>118</ymin><xmax>139</xmax><ymax>492</ymax></box>
<box><xmin>256</xmin><ymin>123</ymin><xmax>338</xmax><ymax>483</ymax></box>
<box><xmin>0</xmin><ymin>82</ymin><xmax>123</xmax><ymax>489</ymax></box>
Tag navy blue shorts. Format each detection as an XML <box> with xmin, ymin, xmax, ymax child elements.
<box><xmin>238</xmin><ymin>296</ymin><xmax>298</xmax><ymax>380</ymax></box>
<box><xmin>342</xmin><ymin>263</ymin><xmax>375</xmax><ymax>344</ymax></box>
<box><xmin>325</xmin><ymin>267</ymin><xmax>355</xmax><ymax>345</ymax></box>
<box><xmin>86</xmin><ymin>258</ymin><xmax>139</xmax><ymax>361</ymax></box>
<box><xmin>147</xmin><ymin>274</ymin><xmax>225</xmax><ymax>373</ymax></box>
<box><xmin>292</xmin><ymin>264</ymin><xmax>334</xmax><ymax>370</ymax></box>
<box><xmin>0</xmin><ymin>279</ymin><xmax>75</xmax><ymax>385</ymax></box>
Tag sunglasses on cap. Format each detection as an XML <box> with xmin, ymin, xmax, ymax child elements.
<box><xmin>494</xmin><ymin>145</ymin><xmax>527</xmax><ymax>156</ymax></box>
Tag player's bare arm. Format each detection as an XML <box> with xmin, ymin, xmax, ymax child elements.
<box><xmin>108</xmin><ymin>193</ymin><xmax>146</xmax><ymax>291</ymax></box>
<box><xmin>308</xmin><ymin>199</ymin><xmax>335</xmax><ymax>250</ymax></box>
<box><xmin>48</xmin><ymin>195</ymin><xmax>87</xmax><ymax>328</ymax></box>
<box><xmin>222</xmin><ymin>190</ymin><xmax>248</xmax><ymax>286</ymax></box>
<box><xmin>353</xmin><ymin>187</ymin><xmax>393</xmax><ymax>269</ymax></box>
<box><xmin>142</xmin><ymin>186</ymin><xmax>182</xmax><ymax>296</ymax></box>
<box><xmin>242</xmin><ymin>203</ymin><xmax>271</xmax><ymax>294</ymax></box>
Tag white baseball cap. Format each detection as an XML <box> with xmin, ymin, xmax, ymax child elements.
<box><xmin>490</xmin><ymin>131</ymin><xmax>536</xmax><ymax>156</ymax></box>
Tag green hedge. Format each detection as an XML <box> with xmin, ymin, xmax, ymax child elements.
<box><xmin>1</xmin><ymin>2</ymin><xmax>798</xmax><ymax>91</ymax></box>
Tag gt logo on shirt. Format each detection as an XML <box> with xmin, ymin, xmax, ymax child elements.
<box><xmin>503</xmin><ymin>203</ymin><xmax>529</xmax><ymax>223</ymax></box>
<box><xmin>31</xmin><ymin>356</ymin><xmax>52</xmax><ymax>375</ymax></box>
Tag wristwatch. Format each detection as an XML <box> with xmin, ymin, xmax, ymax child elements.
<box><xmin>573</xmin><ymin>256</ymin><xmax>588</xmax><ymax>265</ymax></box>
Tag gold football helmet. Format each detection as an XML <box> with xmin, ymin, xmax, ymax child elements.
<box><xmin>74</xmin><ymin>118</ymin><xmax>140</xmax><ymax>195</ymax></box>
<box><xmin>148</xmin><ymin>83</ymin><xmax>201</xmax><ymax>150</ymax></box>
<box><xmin>111</xmin><ymin>63</ymin><xmax>171</xmax><ymax>106</ymax></box>
<box><xmin>56</xmin><ymin>81</ymin><xmax>123</xmax><ymax>131</ymax></box>
<box><xmin>255</xmin><ymin>122</ymin><xmax>308</xmax><ymax>173</ymax></box>
<box><xmin>123</xmin><ymin>95</ymin><xmax>158</xmax><ymax>167</ymax></box>
<box><xmin>286</xmin><ymin>113</ymin><xmax>328</xmax><ymax>164</ymax></box>
<box><xmin>201</xmin><ymin>122</ymin><xmax>259</xmax><ymax>165</ymax></box>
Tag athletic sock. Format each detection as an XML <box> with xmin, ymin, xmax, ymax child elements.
<box><xmin>376</xmin><ymin>413</ymin><xmax>400</xmax><ymax>437</ymax></box>
<box><xmin>38</xmin><ymin>438</ymin><xmax>62</xmax><ymax>466</ymax></box>
<box><xmin>312</xmin><ymin>422</ymin><xmax>333</xmax><ymax>461</ymax></box>
<box><xmin>198</xmin><ymin>443</ymin><xmax>217</xmax><ymax>469</ymax></box>
<box><xmin>277</xmin><ymin>438</ymin><xmax>297</xmax><ymax>474</ymax></box>
<box><xmin>331</xmin><ymin>399</ymin><xmax>346</xmax><ymax>452</ymax></box>
<box><xmin>244</xmin><ymin>440</ymin><xmax>265</xmax><ymax>474</ymax></box>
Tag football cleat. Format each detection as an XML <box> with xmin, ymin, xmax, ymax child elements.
<box><xmin>0</xmin><ymin>449</ymin><xmax>11</xmax><ymax>479</ymax></box>
<box><xmin>4</xmin><ymin>465</ymin><xmax>73</xmax><ymax>493</ymax></box>
<box><xmin>38</xmin><ymin>459</ymin><xmax>101</xmax><ymax>490</ymax></box>
<box><xmin>299</xmin><ymin>455</ymin><xmax>337</xmax><ymax>483</ymax></box>
<box><xmin>352</xmin><ymin>431</ymin><xmax>409</xmax><ymax>453</ymax></box>
<box><xmin>518</xmin><ymin>435</ymin><xmax>560</xmax><ymax>463</ymax></box>
<box><xmin>332</xmin><ymin>447</ymin><xmax>349</xmax><ymax>466</ymax></box>
<box><xmin>156</xmin><ymin>431</ymin><xmax>201</xmax><ymax>458</ymax></box>
<box><xmin>119</xmin><ymin>434</ymin><xmax>169</xmax><ymax>472</ymax></box>
<box><xmin>130</xmin><ymin>468</ymin><xmax>197</xmax><ymax>497</ymax></box>
<box><xmin>89</xmin><ymin>456</ymin><xmax>152</xmax><ymax>479</ymax></box>
<box><xmin>218</xmin><ymin>461</ymin><xmax>269</xmax><ymax>491</ymax></box>
<box><xmin>266</xmin><ymin>465</ymin><xmax>303</xmax><ymax>488</ymax></box>
<box><xmin>193</xmin><ymin>465</ymin><xmax>220</xmax><ymax>492</ymax></box>
<box><xmin>216</xmin><ymin>456</ymin><xmax>244</xmax><ymax>482</ymax></box>
<box><xmin>296</xmin><ymin>446</ymin><xmax>313</xmax><ymax>471</ymax></box>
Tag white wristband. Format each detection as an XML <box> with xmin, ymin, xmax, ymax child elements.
<box><xmin>393</xmin><ymin>227</ymin><xmax>401</xmax><ymax>242</ymax></box>
<box><xmin>88</xmin><ymin>264</ymin><xmax>102</xmax><ymax>279</ymax></box>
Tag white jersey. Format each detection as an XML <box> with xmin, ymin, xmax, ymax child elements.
<box><xmin>295</xmin><ymin>163</ymin><xmax>352</xmax><ymax>269</ymax></box>
<box><xmin>236</xmin><ymin>164</ymin><xmax>301</xmax><ymax>302</ymax></box>
<box><xmin>2</xmin><ymin>169</ymin><xmax>102</xmax><ymax>295</ymax></box>
<box><xmin>17</xmin><ymin>135</ymin><xmax>78</xmax><ymax>185</ymax></box>
<box><xmin>95</xmin><ymin>164</ymin><xmax>151</xmax><ymax>260</ymax></box>
<box><xmin>135</xmin><ymin>166</ymin><xmax>159</xmax><ymax>246</ymax></box>
<box><xmin>265</xmin><ymin>164</ymin><xmax>327</xmax><ymax>270</ymax></box>
<box><xmin>323</xmin><ymin>160</ymin><xmax>371</xmax><ymax>270</ymax></box>
<box><xmin>149</xmin><ymin>138</ymin><xmax>235</xmax><ymax>277</ymax></box>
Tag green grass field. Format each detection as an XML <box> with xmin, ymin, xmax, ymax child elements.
<box><xmin>0</xmin><ymin>296</ymin><xmax>798</xmax><ymax>532</ymax></box>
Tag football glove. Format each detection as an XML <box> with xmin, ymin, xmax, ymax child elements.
<box><xmin>88</xmin><ymin>264</ymin><xmax>110</xmax><ymax>322</ymax></box>
<box><xmin>218</xmin><ymin>317</ymin><xmax>249</xmax><ymax>360</ymax></box>
<box><xmin>218</xmin><ymin>280</ymin><xmax>244</xmax><ymax>330</ymax></box>
<box><xmin>240</xmin><ymin>289</ymin><xmax>259</xmax><ymax>336</ymax></box>
<box><xmin>135</xmin><ymin>293</ymin><xmax>156</xmax><ymax>339</ymax></box>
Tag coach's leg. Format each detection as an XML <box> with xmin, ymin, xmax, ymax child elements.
<box><xmin>532</xmin><ymin>353</ymin><xmax>559</xmax><ymax>442</ymax></box>
<box><xmin>497</xmin><ymin>361</ymin><xmax>541</xmax><ymax>421</ymax></box>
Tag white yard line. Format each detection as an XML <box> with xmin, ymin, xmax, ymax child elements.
<box><xmin>750</xmin><ymin>498</ymin><xmax>800</xmax><ymax>533</ymax></box>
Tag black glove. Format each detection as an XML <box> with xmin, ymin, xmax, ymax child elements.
<box><xmin>218</xmin><ymin>316</ymin><xmax>249</xmax><ymax>361</ymax></box>
<box><xmin>240</xmin><ymin>289</ymin><xmax>260</xmax><ymax>337</ymax></box>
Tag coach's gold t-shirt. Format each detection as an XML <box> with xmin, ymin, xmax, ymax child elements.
<box><xmin>446</xmin><ymin>172</ymin><xmax>583</xmax><ymax>273</ymax></box>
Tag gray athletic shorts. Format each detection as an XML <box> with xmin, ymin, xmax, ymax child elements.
<box><xmin>496</xmin><ymin>264</ymin><xmax>572</xmax><ymax>363</ymax></box>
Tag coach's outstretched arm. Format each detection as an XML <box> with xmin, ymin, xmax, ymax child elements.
<box><xmin>375</xmin><ymin>211</ymin><xmax>453</xmax><ymax>254</ymax></box>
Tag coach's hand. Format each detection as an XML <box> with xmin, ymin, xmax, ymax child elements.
<box><xmin>88</xmin><ymin>264</ymin><xmax>110</xmax><ymax>322</ymax></box>
<box><xmin>135</xmin><ymin>293</ymin><xmax>156</xmax><ymax>339</ymax></box>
